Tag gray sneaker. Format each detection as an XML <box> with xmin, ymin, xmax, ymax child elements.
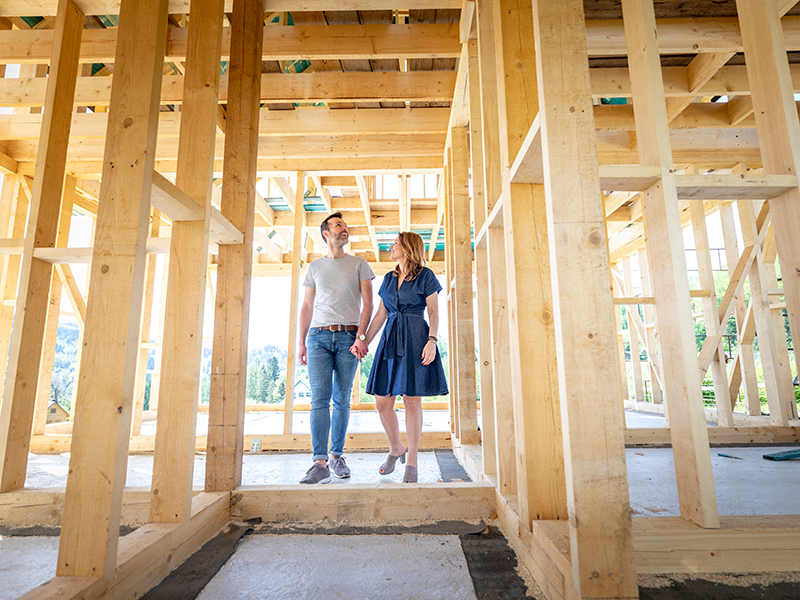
<box><xmin>330</xmin><ymin>455</ymin><xmax>351</xmax><ymax>479</ymax></box>
<box><xmin>299</xmin><ymin>463</ymin><xmax>331</xmax><ymax>484</ymax></box>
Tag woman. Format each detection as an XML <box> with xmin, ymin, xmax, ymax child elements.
<box><xmin>359</xmin><ymin>231</ymin><xmax>448</xmax><ymax>483</ymax></box>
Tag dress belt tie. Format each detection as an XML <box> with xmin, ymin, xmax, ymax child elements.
<box><xmin>384</xmin><ymin>310</ymin><xmax>424</xmax><ymax>358</ymax></box>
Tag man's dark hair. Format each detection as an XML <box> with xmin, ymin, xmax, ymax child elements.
<box><xmin>320</xmin><ymin>212</ymin><xmax>344</xmax><ymax>240</ymax></box>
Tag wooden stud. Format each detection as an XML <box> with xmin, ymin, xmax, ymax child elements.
<box><xmin>57</xmin><ymin>0</ymin><xmax>168</xmax><ymax>577</ymax></box>
<box><xmin>0</xmin><ymin>177</ymin><xmax>27</xmax><ymax>403</ymax></box>
<box><xmin>688</xmin><ymin>179</ymin><xmax>733</xmax><ymax>427</ymax></box>
<box><xmin>622</xmin><ymin>0</ymin><xmax>719</xmax><ymax>529</ymax></box>
<box><xmin>736</xmin><ymin>197</ymin><xmax>790</xmax><ymax>426</ymax></box>
<box><xmin>206</xmin><ymin>0</ymin><xmax>263</xmax><ymax>492</ymax></box>
<box><xmin>494</xmin><ymin>0</ymin><xmax>567</xmax><ymax>527</ymax></box>
<box><xmin>33</xmin><ymin>176</ymin><xmax>76</xmax><ymax>436</ymax></box>
<box><xmin>130</xmin><ymin>209</ymin><xmax>162</xmax><ymax>437</ymax></box>
<box><xmin>283</xmin><ymin>174</ymin><xmax>305</xmax><ymax>436</ymax></box>
<box><xmin>450</xmin><ymin>127</ymin><xmax>479</xmax><ymax>445</ymax></box>
<box><xmin>476</xmin><ymin>0</ymin><xmax>516</xmax><ymax>494</ymax></box>
<box><xmin>533</xmin><ymin>0</ymin><xmax>636</xmax><ymax>595</ymax></box>
<box><xmin>467</xmin><ymin>38</ymin><xmax>498</xmax><ymax>475</ymax></box>
<box><xmin>720</xmin><ymin>203</ymin><xmax>761</xmax><ymax>415</ymax></box>
<box><xmin>151</xmin><ymin>0</ymin><xmax>225</xmax><ymax>524</ymax></box>
<box><xmin>0</xmin><ymin>0</ymin><xmax>83</xmax><ymax>494</ymax></box>
<box><xmin>623</xmin><ymin>259</ymin><xmax>645</xmax><ymax>404</ymax></box>
<box><xmin>736</xmin><ymin>0</ymin><xmax>800</xmax><ymax>417</ymax></box>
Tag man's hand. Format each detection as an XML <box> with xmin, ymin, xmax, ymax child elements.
<box><xmin>299</xmin><ymin>341</ymin><xmax>308</xmax><ymax>365</ymax></box>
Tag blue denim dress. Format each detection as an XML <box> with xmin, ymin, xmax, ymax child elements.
<box><xmin>366</xmin><ymin>267</ymin><xmax>449</xmax><ymax>397</ymax></box>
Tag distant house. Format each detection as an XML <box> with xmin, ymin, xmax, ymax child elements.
<box><xmin>46</xmin><ymin>400</ymin><xmax>69</xmax><ymax>424</ymax></box>
<box><xmin>293</xmin><ymin>379</ymin><xmax>311</xmax><ymax>402</ymax></box>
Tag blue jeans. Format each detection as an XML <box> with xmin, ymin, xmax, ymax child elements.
<box><xmin>306</xmin><ymin>328</ymin><xmax>359</xmax><ymax>461</ymax></box>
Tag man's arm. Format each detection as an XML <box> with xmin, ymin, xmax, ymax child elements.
<box><xmin>298</xmin><ymin>286</ymin><xmax>315</xmax><ymax>365</ymax></box>
<box><xmin>352</xmin><ymin>279</ymin><xmax>373</xmax><ymax>358</ymax></box>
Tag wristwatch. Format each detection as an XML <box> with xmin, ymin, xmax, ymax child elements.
<box><xmin>358</xmin><ymin>334</ymin><xmax>366</xmax><ymax>341</ymax></box>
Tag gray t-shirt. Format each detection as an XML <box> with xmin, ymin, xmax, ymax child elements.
<box><xmin>303</xmin><ymin>254</ymin><xmax>375</xmax><ymax>327</ymax></box>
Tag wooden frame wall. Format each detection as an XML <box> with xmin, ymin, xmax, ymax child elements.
<box><xmin>1</xmin><ymin>2</ymin><xmax>800</xmax><ymax>600</ymax></box>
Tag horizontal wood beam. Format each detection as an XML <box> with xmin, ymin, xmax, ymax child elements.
<box><xmin>0</xmin><ymin>23</ymin><xmax>460</xmax><ymax>63</ymax></box>
<box><xmin>9</xmin><ymin>64</ymin><xmax>800</xmax><ymax>110</ymax></box>
<box><xmin>4</xmin><ymin>15</ymin><xmax>800</xmax><ymax>58</ymax></box>
<box><xmin>624</xmin><ymin>426</ymin><xmax>800</xmax><ymax>446</ymax></box>
<box><xmin>7</xmin><ymin>133</ymin><xmax>445</xmax><ymax>164</ymax></box>
<box><xmin>231</xmin><ymin>483</ymin><xmax>495</xmax><ymax>523</ymax></box>
<box><xmin>0</xmin><ymin>71</ymin><xmax>457</xmax><ymax>107</ymax></box>
<box><xmin>0</xmin><ymin>0</ymin><xmax>463</xmax><ymax>17</ymax></box>
<box><xmin>0</xmin><ymin>108</ymin><xmax>451</xmax><ymax>140</ymax></box>
<box><xmin>269</xmin><ymin>208</ymin><xmax>437</xmax><ymax>228</ymax></box>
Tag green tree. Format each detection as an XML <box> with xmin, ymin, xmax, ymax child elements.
<box><xmin>266</xmin><ymin>355</ymin><xmax>280</xmax><ymax>382</ymax></box>
<box><xmin>255</xmin><ymin>362</ymin><xmax>271</xmax><ymax>403</ymax></box>
<box><xmin>143</xmin><ymin>375</ymin><xmax>151</xmax><ymax>410</ymax></box>
<box><xmin>276</xmin><ymin>376</ymin><xmax>286</xmax><ymax>402</ymax></box>
<box><xmin>246</xmin><ymin>360</ymin><xmax>260</xmax><ymax>402</ymax></box>
<box><xmin>199</xmin><ymin>373</ymin><xmax>210</xmax><ymax>404</ymax></box>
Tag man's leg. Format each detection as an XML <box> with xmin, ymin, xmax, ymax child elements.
<box><xmin>307</xmin><ymin>330</ymin><xmax>334</xmax><ymax>464</ymax></box>
<box><xmin>329</xmin><ymin>332</ymin><xmax>359</xmax><ymax>459</ymax></box>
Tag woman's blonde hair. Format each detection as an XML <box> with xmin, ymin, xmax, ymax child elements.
<box><xmin>394</xmin><ymin>231</ymin><xmax>426</xmax><ymax>281</ymax></box>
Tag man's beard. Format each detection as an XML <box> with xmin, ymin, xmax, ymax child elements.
<box><xmin>332</xmin><ymin>232</ymin><xmax>348</xmax><ymax>248</ymax></box>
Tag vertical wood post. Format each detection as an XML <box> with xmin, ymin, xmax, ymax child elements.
<box><xmin>33</xmin><ymin>176</ymin><xmax>77</xmax><ymax>436</ymax></box>
<box><xmin>151</xmin><ymin>0</ymin><xmax>225</xmax><ymax>523</ymax></box>
<box><xmin>0</xmin><ymin>177</ymin><xmax>27</xmax><ymax>402</ymax></box>
<box><xmin>476</xmin><ymin>0</ymin><xmax>516</xmax><ymax>493</ymax></box>
<box><xmin>451</xmin><ymin>127</ymin><xmax>479</xmax><ymax>444</ymax></box>
<box><xmin>206</xmin><ymin>0</ymin><xmax>263</xmax><ymax>491</ymax></box>
<box><xmin>637</xmin><ymin>248</ymin><xmax>664</xmax><ymax>406</ymax></box>
<box><xmin>0</xmin><ymin>0</ymin><xmax>83</xmax><ymax>493</ymax></box>
<box><xmin>736</xmin><ymin>0</ymin><xmax>800</xmax><ymax>387</ymax></box>
<box><xmin>131</xmin><ymin>209</ymin><xmax>162</xmax><ymax>437</ymax></box>
<box><xmin>467</xmin><ymin>39</ymin><xmax>498</xmax><ymax>475</ymax></box>
<box><xmin>622</xmin><ymin>0</ymin><xmax>719</xmax><ymax>529</ymax></box>
<box><xmin>532</xmin><ymin>0</ymin><xmax>637</xmax><ymax>595</ymax></box>
<box><xmin>283</xmin><ymin>174</ymin><xmax>305</xmax><ymax>436</ymax></box>
<box><xmin>494</xmin><ymin>0</ymin><xmax>566</xmax><ymax>525</ymax></box>
<box><xmin>57</xmin><ymin>0</ymin><xmax>168</xmax><ymax>577</ymax></box>
<box><xmin>623</xmin><ymin>259</ymin><xmax>645</xmax><ymax>404</ymax></box>
<box><xmin>689</xmin><ymin>196</ymin><xmax>733</xmax><ymax>427</ymax></box>
<box><xmin>720</xmin><ymin>205</ymin><xmax>760</xmax><ymax>414</ymax></box>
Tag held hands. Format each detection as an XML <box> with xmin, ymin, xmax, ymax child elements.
<box><xmin>350</xmin><ymin>338</ymin><xmax>369</xmax><ymax>360</ymax></box>
<box><xmin>421</xmin><ymin>340</ymin><xmax>436</xmax><ymax>366</ymax></box>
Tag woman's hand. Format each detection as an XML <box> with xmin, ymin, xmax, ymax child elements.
<box><xmin>421</xmin><ymin>340</ymin><xmax>436</xmax><ymax>366</ymax></box>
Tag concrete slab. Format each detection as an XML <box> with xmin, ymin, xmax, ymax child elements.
<box><xmin>625</xmin><ymin>410</ymin><xmax>667</xmax><ymax>429</ymax></box>
<box><xmin>627</xmin><ymin>446</ymin><xmax>800</xmax><ymax>517</ymax></box>
<box><xmin>0</xmin><ymin>536</ymin><xmax>58</xmax><ymax>600</ymax></box>
<box><xmin>23</xmin><ymin>451</ymin><xmax>450</xmax><ymax>488</ymax></box>
<box><xmin>196</xmin><ymin>534</ymin><xmax>478</xmax><ymax>600</ymax></box>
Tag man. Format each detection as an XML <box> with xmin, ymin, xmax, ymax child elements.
<box><xmin>298</xmin><ymin>212</ymin><xmax>374</xmax><ymax>484</ymax></box>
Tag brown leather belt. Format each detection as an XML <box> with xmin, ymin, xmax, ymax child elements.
<box><xmin>317</xmin><ymin>324</ymin><xmax>358</xmax><ymax>332</ymax></box>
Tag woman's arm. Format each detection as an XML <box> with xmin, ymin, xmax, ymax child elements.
<box><xmin>421</xmin><ymin>292</ymin><xmax>439</xmax><ymax>366</ymax></box>
<box><xmin>365</xmin><ymin>299</ymin><xmax>388</xmax><ymax>345</ymax></box>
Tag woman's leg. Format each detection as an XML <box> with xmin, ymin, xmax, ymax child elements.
<box><xmin>403</xmin><ymin>396</ymin><xmax>423</xmax><ymax>467</ymax></box>
<box><xmin>376</xmin><ymin>395</ymin><xmax>405</xmax><ymax>456</ymax></box>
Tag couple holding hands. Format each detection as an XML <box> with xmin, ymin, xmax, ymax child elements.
<box><xmin>297</xmin><ymin>213</ymin><xmax>448</xmax><ymax>485</ymax></box>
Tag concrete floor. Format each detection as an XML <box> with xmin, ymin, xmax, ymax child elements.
<box><xmin>195</xmin><ymin>535</ymin><xmax>477</xmax><ymax>600</ymax></box>
<box><xmin>8</xmin><ymin>409</ymin><xmax>800</xmax><ymax>599</ymax></box>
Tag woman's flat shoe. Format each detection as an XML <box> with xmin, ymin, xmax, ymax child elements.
<box><xmin>403</xmin><ymin>465</ymin><xmax>418</xmax><ymax>484</ymax></box>
<box><xmin>379</xmin><ymin>450</ymin><xmax>406</xmax><ymax>475</ymax></box>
